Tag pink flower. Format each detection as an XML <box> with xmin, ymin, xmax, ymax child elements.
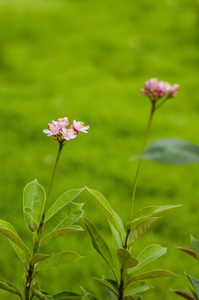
<box><xmin>70</xmin><ymin>120</ymin><xmax>90</xmax><ymax>133</ymax></box>
<box><xmin>43</xmin><ymin>117</ymin><xmax>90</xmax><ymax>144</ymax></box>
<box><xmin>57</xmin><ymin>117</ymin><xmax>69</xmax><ymax>128</ymax></box>
<box><xmin>43</xmin><ymin>121</ymin><xmax>60</xmax><ymax>136</ymax></box>
<box><xmin>140</xmin><ymin>78</ymin><xmax>179</xmax><ymax>101</ymax></box>
<box><xmin>62</xmin><ymin>128</ymin><xmax>77</xmax><ymax>141</ymax></box>
<box><xmin>170</xmin><ymin>84</ymin><xmax>179</xmax><ymax>97</ymax></box>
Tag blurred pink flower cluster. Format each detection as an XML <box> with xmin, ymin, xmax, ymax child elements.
<box><xmin>140</xmin><ymin>78</ymin><xmax>179</xmax><ymax>101</ymax></box>
<box><xmin>43</xmin><ymin>117</ymin><xmax>90</xmax><ymax>142</ymax></box>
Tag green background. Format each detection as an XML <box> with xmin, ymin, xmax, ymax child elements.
<box><xmin>0</xmin><ymin>0</ymin><xmax>199</xmax><ymax>299</ymax></box>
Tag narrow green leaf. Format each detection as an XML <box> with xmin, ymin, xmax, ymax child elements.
<box><xmin>127</xmin><ymin>217</ymin><xmax>160</xmax><ymax>247</ymax></box>
<box><xmin>176</xmin><ymin>246</ymin><xmax>197</xmax><ymax>259</ymax></box>
<box><xmin>0</xmin><ymin>220</ymin><xmax>30</xmax><ymax>255</ymax></box>
<box><xmin>187</xmin><ymin>274</ymin><xmax>199</xmax><ymax>298</ymax></box>
<box><xmin>0</xmin><ymin>220</ymin><xmax>27</xmax><ymax>262</ymax></box>
<box><xmin>23</xmin><ymin>179</ymin><xmax>46</xmax><ymax>231</ymax></box>
<box><xmin>191</xmin><ymin>236</ymin><xmax>199</xmax><ymax>261</ymax></box>
<box><xmin>36</xmin><ymin>251</ymin><xmax>83</xmax><ymax>271</ymax></box>
<box><xmin>45</xmin><ymin>188</ymin><xmax>84</xmax><ymax>222</ymax></box>
<box><xmin>0</xmin><ymin>278</ymin><xmax>22</xmax><ymax>297</ymax></box>
<box><xmin>31</xmin><ymin>289</ymin><xmax>47</xmax><ymax>300</ymax></box>
<box><xmin>112</xmin><ymin>210</ymin><xmax>126</xmax><ymax>245</ymax></box>
<box><xmin>94</xmin><ymin>278</ymin><xmax>118</xmax><ymax>296</ymax></box>
<box><xmin>128</xmin><ymin>244</ymin><xmax>167</xmax><ymax>274</ymax></box>
<box><xmin>79</xmin><ymin>286</ymin><xmax>98</xmax><ymax>300</ymax></box>
<box><xmin>43</xmin><ymin>202</ymin><xmax>84</xmax><ymax>236</ymax></box>
<box><xmin>109</xmin><ymin>222</ymin><xmax>122</xmax><ymax>248</ymax></box>
<box><xmin>117</xmin><ymin>249</ymin><xmax>138</xmax><ymax>269</ymax></box>
<box><xmin>132</xmin><ymin>138</ymin><xmax>199</xmax><ymax>165</ymax></box>
<box><xmin>171</xmin><ymin>289</ymin><xmax>196</xmax><ymax>300</ymax></box>
<box><xmin>102</xmin><ymin>277</ymin><xmax>119</xmax><ymax>300</ymax></box>
<box><xmin>85</xmin><ymin>187</ymin><xmax>121</xmax><ymax>233</ymax></box>
<box><xmin>83</xmin><ymin>218</ymin><xmax>114</xmax><ymax>269</ymax></box>
<box><xmin>125</xmin><ymin>281</ymin><xmax>150</xmax><ymax>296</ymax></box>
<box><xmin>53</xmin><ymin>291</ymin><xmax>88</xmax><ymax>299</ymax></box>
<box><xmin>30</xmin><ymin>253</ymin><xmax>53</xmax><ymax>265</ymax></box>
<box><xmin>130</xmin><ymin>205</ymin><xmax>181</xmax><ymax>224</ymax></box>
<box><xmin>40</xmin><ymin>225</ymin><xmax>84</xmax><ymax>246</ymax></box>
<box><xmin>126</xmin><ymin>270</ymin><xmax>178</xmax><ymax>287</ymax></box>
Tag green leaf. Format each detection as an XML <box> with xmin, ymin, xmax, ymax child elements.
<box><xmin>94</xmin><ymin>278</ymin><xmax>118</xmax><ymax>296</ymax></box>
<box><xmin>102</xmin><ymin>277</ymin><xmax>118</xmax><ymax>300</ymax></box>
<box><xmin>0</xmin><ymin>219</ymin><xmax>30</xmax><ymax>256</ymax></box>
<box><xmin>126</xmin><ymin>270</ymin><xmax>178</xmax><ymax>287</ymax></box>
<box><xmin>171</xmin><ymin>289</ymin><xmax>196</xmax><ymax>300</ymax></box>
<box><xmin>108</xmin><ymin>210</ymin><xmax>126</xmax><ymax>248</ymax></box>
<box><xmin>127</xmin><ymin>217</ymin><xmax>160</xmax><ymax>247</ymax></box>
<box><xmin>128</xmin><ymin>244</ymin><xmax>167</xmax><ymax>274</ymax></box>
<box><xmin>44</xmin><ymin>189</ymin><xmax>84</xmax><ymax>231</ymax></box>
<box><xmin>125</xmin><ymin>281</ymin><xmax>150</xmax><ymax>296</ymax></box>
<box><xmin>43</xmin><ymin>201</ymin><xmax>84</xmax><ymax>236</ymax></box>
<box><xmin>23</xmin><ymin>179</ymin><xmax>46</xmax><ymax>232</ymax></box>
<box><xmin>83</xmin><ymin>218</ymin><xmax>114</xmax><ymax>269</ymax></box>
<box><xmin>176</xmin><ymin>246</ymin><xmax>197</xmax><ymax>259</ymax></box>
<box><xmin>117</xmin><ymin>249</ymin><xmax>138</xmax><ymax>269</ymax></box>
<box><xmin>0</xmin><ymin>219</ymin><xmax>27</xmax><ymax>263</ymax></box>
<box><xmin>85</xmin><ymin>187</ymin><xmax>121</xmax><ymax>233</ymax></box>
<box><xmin>36</xmin><ymin>251</ymin><xmax>83</xmax><ymax>271</ymax></box>
<box><xmin>187</xmin><ymin>274</ymin><xmax>199</xmax><ymax>298</ymax></box>
<box><xmin>191</xmin><ymin>236</ymin><xmax>199</xmax><ymax>261</ymax></box>
<box><xmin>130</xmin><ymin>205</ymin><xmax>181</xmax><ymax>224</ymax></box>
<box><xmin>31</xmin><ymin>289</ymin><xmax>48</xmax><ymax>300</ymax></box>
<box><xmin>0</xmin><ymin>278</ymin><xmax>22</xmax><ymax>297</ymax></box>
<box><xmin>30</xmin><ymin>253</ymin><xmax>53</xmax><ymax>265</ymax></box>
<box><xmin>113</xmin><ymin>210</ymin><xmax>126</xmax><ymax>245</ymax></box>
<box><xmin>133</xmin><ymin>138</ymin><xmax>199</xmax><ymax>165</ymax></box>
<box><xmin>53</xmin><ymin>291</ymin><xmax>88</xmax><ymax>299</ymax></box>
<box><xmin>109</xmin><ymin>222</ymin><xmax>122</xmax><ymax>248</ymax></box>
<box><xmin>79</xmin><ymin>287</ymin><xmax>98</xmax><ymax>300</ymax></box>
<box><xmin>40</xmin><ymin>225</ymin><xmax>84</xmax><ymax>246</ymax></box>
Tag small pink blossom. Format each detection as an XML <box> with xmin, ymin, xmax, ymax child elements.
<box><xmin>170</xmin><ymin>84</ymin><xmax>179</xmax><ymax>97</ymax></box>
<box><xmin>62</xmin><ymin>128</ymin><xmax>77</xmax><ymax>140</ymax></box>
<box><xmin>43</xmin><ymin>121</ymin><xmax>60</xmax><ymax>136</ymax></box>
<box><xmin>70</xmin><ymin>120</ymin><xmax>90</xmax><ymax>133</ymax></box>
<box><xmin>57</xmin><ymin>117</ymin><xmax>69</xmax><ymax>128</ymax></box>
<box><xmin>140</xmin><ymin>78</ymin><xmax>179</xmax><ymax>101</ymax></box>
<box><xmin>43</xmin><ymin>117</ymin><xmax>90</xmax><ymax>144</ymax></box>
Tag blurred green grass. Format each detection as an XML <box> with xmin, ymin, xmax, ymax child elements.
<box><xmin>0</xmin><ymin>0</ymin><xmax>199</xmax><ymax>299</ymax></box>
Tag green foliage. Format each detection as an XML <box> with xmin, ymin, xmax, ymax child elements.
<box><xmin>40</xmin><ymin>225</ymin><xmax>84</xmax><ymax>246</ymax></box>
<box><xmin>23</xmin><ymin>179</ymin><xmax>46</xmax><ymax>232</ymax></box>
<box><xmin>135</xmin><ymin>139</ymin><xmax>199</xmax><ymax>165</ymax></box>
<box><xmin>127</xmin><ymin>217</ymin><xmax>160</xmax><ymax>247</ymax></box>
<box><xmin>0</xmin><ymin>278</ymin><xmax>22</xmax><ymax>298</ymax></box>
<box><xmin>126</xmin><ymin>270</ymin><xmax>178</xmax><ymax>286</ymax></box>
<box><xmin>85</xmin><ymin>187</ymin><xmax>121</xmax><ymax>234</ymax></box>
<box><xmin>43</xmin><ymin>189</ymin><xmax>84</xmax><ymax>236</ymax></box>
<box><xmin>173</xmin><ymin>236</ymin><xmax>199</xmax><ymax>300</ymax></box>
<box><xmin>0</xmin><ymin>219</ymin><xmax>30</xmax><ymax>256</ymax></box>
<box><xmin>125</xmin><ymin>281</ymin><xmax>150</xmax><ymax>297</ymax></box>
<box><xmin>94</xmin><ymin>278</ymin><xmax>118</xmax><ymax>297</ymax></box>
<box><xmin>129</xmin><ymin>244</ymin><xmax>167</xmax><ymax>274</ymax></box>
<box><xmin>130</xmin><ymin>205</ymin><xmax>181</xmax><ymax>225</ymax></box>
<box><xmin>83</xmin><ymin>218</ymin><xmax>114</xmax><ymax>269</ymax></box>
<box><xmin>117</xmin><ymin>249</ymin><xmax>138</xmax><ymax>269</ymax></box>
<box><xmin>35</xmin><ymin>251</ymin><xmax>84</xmax><ymax>272</ymax></box>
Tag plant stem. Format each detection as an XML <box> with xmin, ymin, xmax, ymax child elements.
<box><xmin>36</xmin><ymin>141</ymin><xmax>64</xmax><ymax>242</ymax></box>
<box><xmin>25</xmin><ymin>142</ymin><xmax>64</xmax><ymax>300</ymax></box>
<box><xmin>118</xmin><ymin>268</ymin><xmax>124</xmax><ymax>300</ymax></box>
<box><xmin>128</xmin><ymin>101</ymin><xmax>156</xmax><ymax>224</ymax></box>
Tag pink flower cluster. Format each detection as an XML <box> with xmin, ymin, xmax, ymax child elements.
<box><xmin>140</xmin><ymin>78</ymin><xmax>179</xmax><ymax>101</ymax></box>
<box><xmin>43</xmin><ymin>117</ymin><xmax>90</xmax><ymax>142</ymax></box>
